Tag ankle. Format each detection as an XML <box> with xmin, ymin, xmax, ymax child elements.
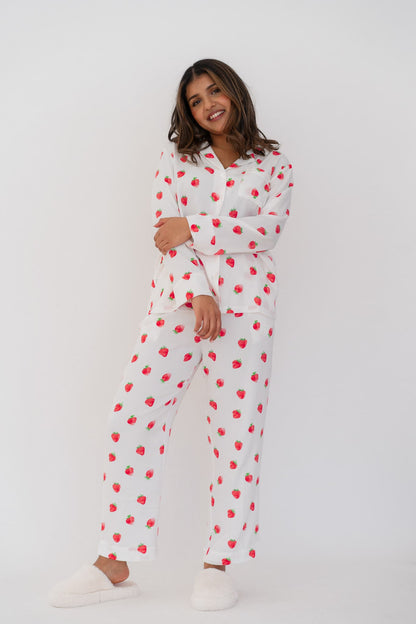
<box><xmin>94</xmin><ymin>555</ymin><xmax>128</xmax><ymax>568</ymax></box>
<box><xmin>204</xmin><ymin>562</ymin><xmax>226</xmax><ymax>572</ymax></box>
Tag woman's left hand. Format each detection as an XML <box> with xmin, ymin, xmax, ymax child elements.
<box><xmin>153</xmin><ymin>217</ymin><xmax>192</xmax><ymax>254</ymax></box>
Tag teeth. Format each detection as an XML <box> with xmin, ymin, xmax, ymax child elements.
<box><xmin>209</xmin><ymin>110</ymin><xmax>224</xmax><ymax>120</ymax></box>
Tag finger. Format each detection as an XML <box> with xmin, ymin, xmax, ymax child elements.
<box><xmin>194</xmin><ymin>312</ymin><xmax>203</xmax><ymax>333</ymax></box>
<box><xmin>209</xmin><ymin>311</ymin><xmax>220</xmax><ymax>341</ymax></box>
<box><xmin>198</xmin><ymin>314</ymin><xmax>211</xmax><ymax>338</ymax></box>
<box><xmin>209</xmin><ymin>314</ymin><xmax>221</xmax><ymax>341</ymax></box>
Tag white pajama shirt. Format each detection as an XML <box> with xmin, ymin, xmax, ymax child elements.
<box><xmin>96</xmin><ymin>141</ymin><xmax>294</xmax><ymax>565</ymax></box>
<box><xmin>147</xmin><ymin>141</ymin><xmax>294</xmax><ymax>318</ymax></box>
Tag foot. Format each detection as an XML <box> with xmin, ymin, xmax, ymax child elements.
<box><xmin>204</xmin><ymin>562</ymin><xmax>226</xmax><ymax>572</ymax></box>
<box><xmin>93</xmin><ymin>555</ymin><xmax>130</xmax><ymax>584</ymax></box>
<box><xmin>191</xmin><ymin>565</ymin><xmax>238</xmax><ymax>610</ymax></box>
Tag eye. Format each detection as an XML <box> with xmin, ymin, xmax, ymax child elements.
<box><xmin>191</xmin><ymin>99</ymin><xmax>200</xmax><ymax>107</ymax></box>
<box><xmin>212</xmin><ymin>87</ymin><xmax>220</xmax><ymax>95</ymax></box>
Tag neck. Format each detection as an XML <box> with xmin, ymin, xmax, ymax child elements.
<box><xmin>209</xmin><ymin>134</ymin><xmax>231</xmax><ymax>151</ymax></box>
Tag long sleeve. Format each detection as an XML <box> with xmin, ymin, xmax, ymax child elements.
<box><xmin>150</xmin><ymin>147</ymin><xmax>214</xmax><ymax>307</ymax></box>
<box><xmin>184</xmin><ymin>155</ymin><xmax>294</xmax><ymax>255</ymax></box>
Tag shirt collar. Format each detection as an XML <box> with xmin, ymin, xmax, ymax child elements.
<box><xmin>197</xmin><ymin>143</ymin><xmax>261</xmax><ymax>170</ymax></box>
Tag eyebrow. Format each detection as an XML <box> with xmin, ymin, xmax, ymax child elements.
<box><xmin>187</xmin><ymin>83</ymin><xmax>216</xmax><ymax>103</ymax></box>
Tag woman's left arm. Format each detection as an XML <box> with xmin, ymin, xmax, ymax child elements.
<box><xmin>184</xmin><ymin>157</ymin><xmax>294</xmax><ymax>255</ymax></box>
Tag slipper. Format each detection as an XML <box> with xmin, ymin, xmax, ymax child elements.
<box><xmin>47</xmin><ymin>562</ymin><xmax>140</xmax><ymax>608</ymax></box>
<box><xmin>190</xmin><ymin>567</ymin><xmax>238</xmax><ymax>611</ymax></box>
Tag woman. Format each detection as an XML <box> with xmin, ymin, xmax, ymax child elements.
<box><xmin>48</xmin><ymin>58</ymin><xmax>294</xmax><ymax>611</ymax></box>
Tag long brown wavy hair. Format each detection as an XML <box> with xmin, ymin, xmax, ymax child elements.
<box><xmin>168</xmin><ymin>58</ymin><xmax>280</xmax><ymax>164</ymax></box>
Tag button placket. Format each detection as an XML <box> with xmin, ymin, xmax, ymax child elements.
<box><xmin>214</xmin><ymin>169</ymin><xmax>227</xmax><ymax>217</ymax></box>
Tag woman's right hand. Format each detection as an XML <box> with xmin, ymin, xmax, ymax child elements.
<box><xmin>191</xmin><ymin>295</ymin><xmax>222</xmax><ymax>342</ymax></box>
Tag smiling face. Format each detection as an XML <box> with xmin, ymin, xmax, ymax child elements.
<box><xmin>185</xmin><ymin>72</ymin><xmax>233</xmax><ymax>138</ymax></box>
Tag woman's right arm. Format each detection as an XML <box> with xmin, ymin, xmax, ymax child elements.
<box><xmin>150</xmin><ymin>147</ymin><xmax>221</xmax><ymax>341</ymax></box>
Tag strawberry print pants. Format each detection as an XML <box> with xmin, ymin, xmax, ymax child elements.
<box><xmin>96</xmin><ymin>304</ymin><xmax>276</xmax><ymax>566</ymax></box>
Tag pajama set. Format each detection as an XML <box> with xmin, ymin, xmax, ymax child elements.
<box><xmin>96</xmin><ymin>140</ymin><xmax>294</xmax><ymax>565</ymax></box>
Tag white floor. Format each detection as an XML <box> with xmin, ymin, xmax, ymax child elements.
<box><xmin>4</xmin><ymin>555</ymin><xmax>416</xmax><ymax>624</ymax></box>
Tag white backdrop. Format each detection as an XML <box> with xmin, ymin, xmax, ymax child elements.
<box><xmin>1</xmin><ymin>0</ymin><xmax>415</xmax><ymax>579</ymax></box>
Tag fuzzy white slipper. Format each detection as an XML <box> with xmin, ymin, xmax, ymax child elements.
<box><xmin>190</xmin><ymin>567</ymin><xmax>238</xmax><ymax>611</ymax></box>
<box><xmin>47</xmin><ymin>562</ymin><xmax>140</xmax><ymax>608</ymax></box>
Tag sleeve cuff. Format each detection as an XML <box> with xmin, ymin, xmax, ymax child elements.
<box><xmin>185</xmin><ymin>215</ymin><xmax>214</xmax><ymax>254</ymax></box>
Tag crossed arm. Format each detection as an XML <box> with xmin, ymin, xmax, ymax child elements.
<box><xmin>154</xmin><ymin>155</ymin><xmax>294</xmax><ymax>256</ymax></box>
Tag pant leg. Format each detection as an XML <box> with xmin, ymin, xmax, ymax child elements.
<box><xmin>96</xmin><ymin>305</ymin><xmax>201</xmax><ymax>562</ymax></box>
<box><xmin>199</xmin><ymin>312</ymin><xmax>276</xmax><ymax>566</ymax></box>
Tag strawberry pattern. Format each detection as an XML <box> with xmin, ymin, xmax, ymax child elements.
<box><xmin>147</xmin><ymin>141</ymin><xmax>294</xmax><ymax>319</ymax></box>
<box><xmin>97</xmin><ymin>305</ymin><xmax>275</xmax><ymax>565</ymax></box>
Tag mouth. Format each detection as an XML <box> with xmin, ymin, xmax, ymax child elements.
<box><xmin>207</xmin><ymin>110</ymin><xmax>225</xmax><ymax>121</ymax></box>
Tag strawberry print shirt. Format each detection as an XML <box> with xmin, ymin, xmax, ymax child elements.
<box><xmin>146</xmin><ymin>140</ymin><xmax>294</xmax><ymax>319</ymax></box>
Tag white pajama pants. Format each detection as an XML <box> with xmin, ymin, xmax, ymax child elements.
<box><xmin>96</xmin><ymin>304</ymin><xmax>276</xmax><ymax>566</ymax></box>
